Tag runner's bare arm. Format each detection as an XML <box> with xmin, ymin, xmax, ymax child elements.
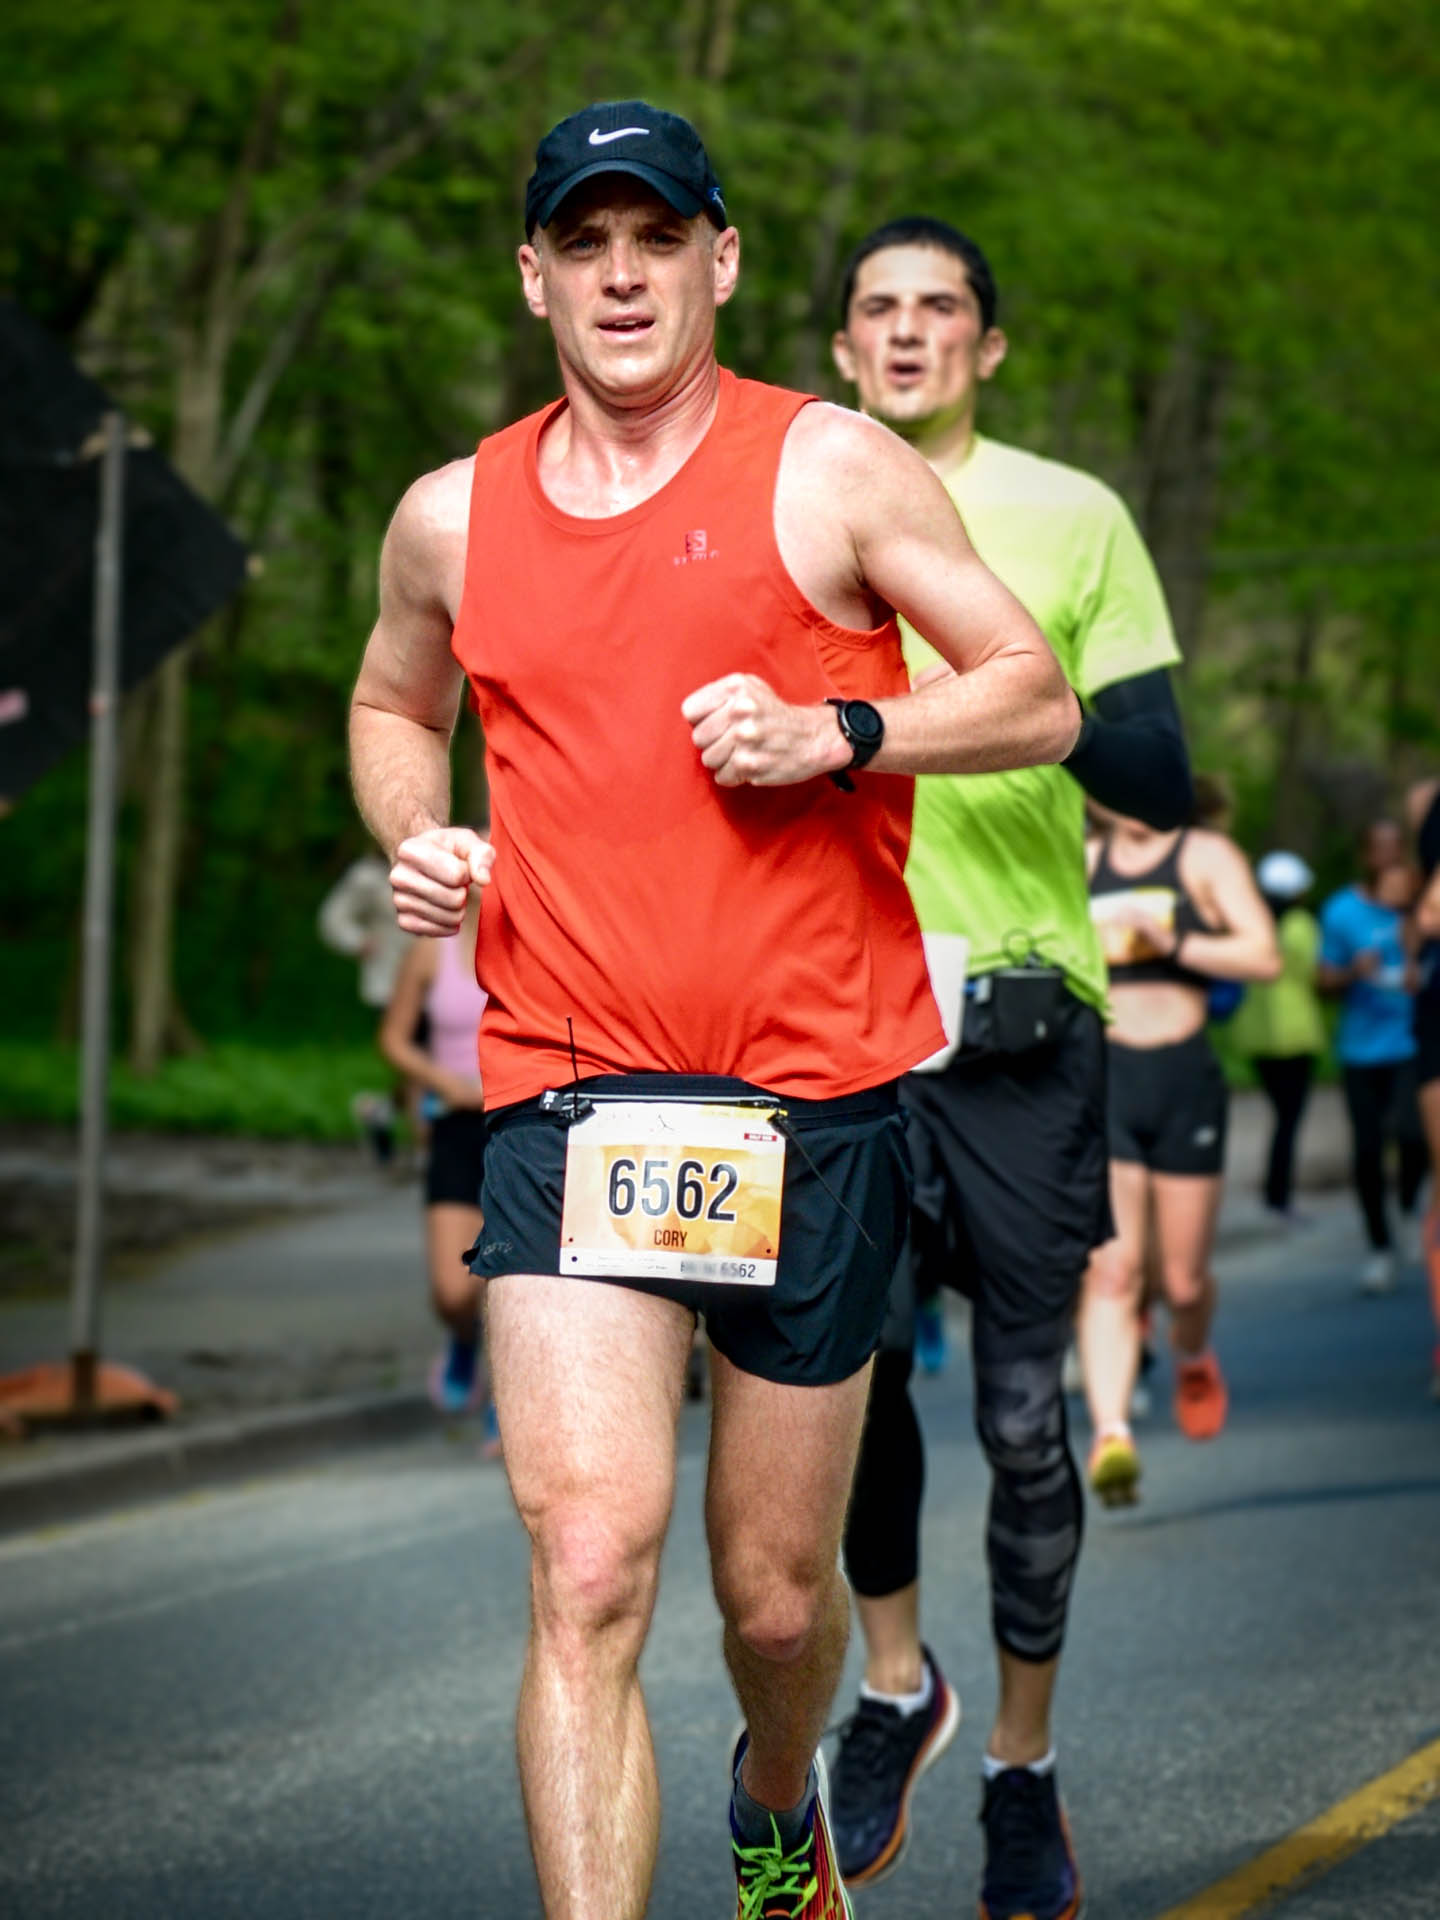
<box><xmin>1174</xmin><ymin>833</ymin><xmax>1282</xmax><ymax>983</ymax></box>
<box><xmin>349</xmin><ymin>464</ymin><xmax>493</xmax><ymax>935</ymax></box>
<box><xmin>684</xmin><ymin>406</ymin><xmax>1078</xmax><ymax>788</ymax></box>
<box><xmin>1409</xmin><ymin>778</ymin><xmax>1440</xmax><ymax>937</ymax></box>
<box><xmin>1416</xmin><ymin>867</ymin><xmax>1440</xmax><ymax>940</ymax></box>
<box><xmin>1406</xmin><ymin>776</ymin><xmax>1440</xmax><ymax>834</ymax></box>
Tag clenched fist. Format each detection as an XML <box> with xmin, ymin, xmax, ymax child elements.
<box><xmin>681</xmin><ymin>673</ymin><xmax>850</xmax><ymax>788</ymax></box>
<box><xmin>389</xmin><ymin>826</ymin><xmax>494</xmax><ymax>936</ymax></box>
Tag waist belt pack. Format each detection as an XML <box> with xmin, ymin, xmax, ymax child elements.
<box><xmin>964</xmin><ymin>962</ymin><xmax>1074</xmax><ymax>1058</ymax></box>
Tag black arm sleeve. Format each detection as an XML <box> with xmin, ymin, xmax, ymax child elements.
<box><xmin>1061</xmin><ymin>666</ymin><xmax>1193</xmax><ymax>830</ymax></box>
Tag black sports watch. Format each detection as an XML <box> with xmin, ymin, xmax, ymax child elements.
<box><xmin>826</xmin><ymin>697</ymin><xmax>885</xmax><ymax>792</ymax></box>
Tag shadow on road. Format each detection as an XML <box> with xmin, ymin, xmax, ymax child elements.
<box><xmin>1126</xmin><ymin>1474</ymin><xmax>1440</xmax><ymax>1531</ymax></box>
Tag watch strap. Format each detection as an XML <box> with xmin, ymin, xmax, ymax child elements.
<box><xmin>825</xmin><ymin>699</ymin><xmax>856</xmax><ymax>791</ymax></box>
<box><xmin>826</xmin><ymin>697</ymin><xmax>885</xmax><ymax>791</ymax></box>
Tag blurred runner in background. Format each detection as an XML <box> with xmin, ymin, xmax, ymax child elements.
<box><xmin>319</xmin><ymin>850</ymin><xmax>413</xmax><ymax>1161</ymax></box>
<box><xmin>1230</xmin><ymin>851</ymin><xmax>1326</xmax><ymax>1223</ymax></box>
<box><xmin>1406</xmin><ymin>778</ymin><xmax>1440</xmax><ymax>1395</ymax></box>
<box><xmin>1318</xmin><ymin>820</ymin><xmax>1427</xmax><ymax>1295</ymax></box>
<box><xmin>828</xmin><ymin>215</ymin><xmax>1192</xmax><ymax>1920</ymax></box>
<box><xmin>378</xmin><ymin>889</ymin><xmax>497</xmax><ymax>1451</ymax></box>
<box><xmin>1080</xmin><ymin>807</ymin><xmax>1279</xmax><ymax>1507</ymax></box>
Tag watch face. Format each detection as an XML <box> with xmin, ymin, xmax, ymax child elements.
<box><xmin>844</xmin><ymin>701</ymin><xmax>884</xmax><ymax>747</ymax></box>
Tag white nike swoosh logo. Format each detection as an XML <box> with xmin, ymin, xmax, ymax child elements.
<box><xmin>589</xmin><ymin>126</ymin><xmax>650</xmax><ymax>145</ymax></box>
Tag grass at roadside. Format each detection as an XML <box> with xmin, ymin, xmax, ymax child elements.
<box><xmin>0</xmin><ymin>1040</ymin><xmax>386</xmax><ymax>1141</ymax></box>
<box><xmin>0</xmin><ymin>1028</ymin><xmax>1327</xmax><ymax>1144</ymax></box>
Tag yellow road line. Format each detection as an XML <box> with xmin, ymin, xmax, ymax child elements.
<box><xmin>1153</xmin><ymin>1735</ymin><xmax>1440</xmax><ymax>1918</ymax></box>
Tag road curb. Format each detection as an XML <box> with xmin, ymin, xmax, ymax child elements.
<box><xmin>0</xmin><ymin>1387</ymin><xmax>435</xmax><ymax>1537</ymax></box>
<box><xmin>0</xmin><ymin>1174</ymin><xmax>1350</xmax><ymax>1539</ymax></box>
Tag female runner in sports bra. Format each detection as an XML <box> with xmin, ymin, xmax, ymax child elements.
<box><xmin>1079</xmin><ymin>804</ymin><xmax>1279</xmax><ymax>1506</ymax></box>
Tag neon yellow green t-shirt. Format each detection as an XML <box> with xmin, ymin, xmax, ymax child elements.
<box><xmin>1228</xmin><ymin>908</ymin><xmax>1327</xmax><ymax>1059</ymax></box>
<box><xmin>901</xmin><ymin>433</ymin><xmax>1181</xmax><ymax>1010</ymax></box>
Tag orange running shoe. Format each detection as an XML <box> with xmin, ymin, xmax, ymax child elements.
<box><xmin>1087</xmin><ymin>1429</ymin><xmax>1141</xmax><ymax>1508</ymax></box>
<box><xmin>1174</xmin><ymin>1350</ymin><xmax>1228</xmax><ymax>1441</ymax></box>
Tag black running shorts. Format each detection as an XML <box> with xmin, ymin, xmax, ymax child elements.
<box><xmin>1107</xmin><ymin>1029</ymin><xmax>1228</xmax><ymax>1176</ymax></box>
<box><xmin>892</xmin><ymin>995</ymin><xmax>1111</xmax><ymax>1344</ymax></box>
<box><xmin>425</xmin><ymin>1107</ymin><xmax>488</xmax><ymax>1208</ymax></box>
<box><xmin>468</xmin><ymin>1073</ymin><xmax>912</xmax><ymax>1387</ymax></box>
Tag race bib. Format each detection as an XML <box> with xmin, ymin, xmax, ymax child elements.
<box><xmin>1090</xmin><ymin>887</ymin><xmax>1177</xmax><ymax>966</ymax></box>
<box><xmin>560</xmin><ymin>1101</ymin><xmax>786</xmax><ymax>1287</ymax></box>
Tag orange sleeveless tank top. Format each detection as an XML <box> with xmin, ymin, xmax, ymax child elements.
<box><xmin>450</xmin><ymin>369</ymin><xmax>943</xmax><ymax>1109</ymax></box>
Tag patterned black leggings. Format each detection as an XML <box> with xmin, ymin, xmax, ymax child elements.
<box><xmin>844</xmin><ymin>1314</ymin><xmax>1083</xmax><ymax>1665</ymax></box>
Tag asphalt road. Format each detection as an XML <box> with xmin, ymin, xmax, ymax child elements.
<box><xmin>2</xmin><ymin>1200</ymin><xmax>1438</xmax><ymax>1919</ymax></box>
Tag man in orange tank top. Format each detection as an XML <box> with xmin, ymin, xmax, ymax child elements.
<box><xmin>348</xmin><ymin>101</ymin><xmax>1078</xmax><ymax>1920</ymax></box>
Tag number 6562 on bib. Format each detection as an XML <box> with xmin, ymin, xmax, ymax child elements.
<box><xmin>559</xmin><ymin>1101</ymin><xmax>786</xmax><ymax>1286</ymax></box>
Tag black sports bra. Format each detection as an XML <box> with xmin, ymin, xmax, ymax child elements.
<box><xmin>1089</xmin><ymin>831</ymin><xmax>1213</xmax><ymax>988</ymax></box>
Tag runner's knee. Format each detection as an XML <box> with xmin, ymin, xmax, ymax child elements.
<box><xmin>973</xmin><ymin>1328</ymin><xmax>1082</xmax><ymax>1662</ymax></box>
<box><xmin>713</xmin><ymin>1545</ymin><xmax>837</xmax><ymax>1665</ymax></box>
<box><xmin>1085</xmin><ymin>1241</ymin><xmax>1140</xmax><ymax>1304</ymax></box>
<box><xmin>526</xmin><ymin>1499</ymin><xmax>664</xmax><ymax>1642</ymax></box>
<box><xmin>1161</xmin><ymin>1259</ymin><xmax>1207</xmax><ymax>1311</ymax></box>
<box><xmin>975</xmin><ymin>1379</ymin><xmax>1067</xmax><ymax>1480</ymax></box>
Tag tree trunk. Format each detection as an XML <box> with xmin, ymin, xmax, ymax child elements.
<box><xmin>315</xmin><ymin>371</ymin><xmax>353</xmax><ymax>641</ymax></box>
<box><xmin>118</xmin><ymin>19</ymin><xmax>536</xmax><ymax>1069</ymax></box>
<box><xmin>1380</xmin><ymin>591</ymin><xmax>1419</xmax><ymax>783</ymax></box>
<box><xmin>128</xmin><ymin>649</ymin><xmax>192</xmax><ymax>1069</ymax></box>
<box><xmin>126</xmin><ymin>334</ymin><xmax>224</xmax><ymax>1071</ymax></box>
<box><xmin>790</xmin><ymin>73</ymin><xmax>867</xmax><ymax>394</ymax></box>
<box><xmin>705</xmin><ymin>0</ymin><xmax>740</xmax><ymax>83</ymax></box>
<box><xmin>1128</xmin><ymin>320</ymin><xmax>1229</xmax><ymax>666</ymax></box>
<box><xmin>1268</xmin><ymin>595</ymin><xmax>1322</xmax><ymax>847</ymax></box>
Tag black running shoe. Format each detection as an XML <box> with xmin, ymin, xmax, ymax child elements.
<box><xmin>827</xmin><ymin>1646</ymin><xmax>960</xmax><ymax>1885</ymax></box>
<box><xmin>978</xmin><ymin>1766</ymin><xmax>1083</xmax><ymax>1920</ymax></box>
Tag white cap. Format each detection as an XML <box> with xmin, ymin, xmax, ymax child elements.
<box><xmin>1256</xmin><ymin>850</ymin><xmax>1315</xmax><ymax>899</ymax></box>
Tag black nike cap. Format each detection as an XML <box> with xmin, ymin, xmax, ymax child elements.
<box><xmin>524</xmin><ymin>100</ymin><xmax>727</xmax><ymax>235</ymax></box>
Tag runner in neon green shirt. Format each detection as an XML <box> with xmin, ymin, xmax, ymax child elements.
<box><xmin>825</xmin><ymin>216</ymin><xmax>1193</xmax><ymax>1920</ymax></box>
<box><xmin>1230</xmin><ymin>851</ymin><xmax>1327</xmax><ymax>1219</ymax></box>
<box><xmin>901</xmin><ymin>433</ymin><xmax>1181</xmax><ymax>1010</ymax></box>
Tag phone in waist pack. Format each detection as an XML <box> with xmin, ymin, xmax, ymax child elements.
<box><xmin>971</xmin><ymin>960</ymin><xmax>1071</xmax><ymax>1055</ymax></box>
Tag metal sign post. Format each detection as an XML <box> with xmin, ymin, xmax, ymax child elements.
<box><xmin>0</xmin><ymin>306</ymin><xmax>246</xmax><ymax>1434</ymax></box>
<box><xmin>70</xmin><ymin>410</ymin><xmax>126</xmax><ymax>1408</ymax></box>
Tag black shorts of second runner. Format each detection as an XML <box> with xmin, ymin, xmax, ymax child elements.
<box><xmin>468</xmin><ymin>1072</ymin><xmax>911</xmax><ymax>1387</ymax></box>
<box><xmin>890</xmin><ymin>995</ymin><xmax>1111</xmax><ymax>1348</ymax></box>
<box><xmin>425</xmin><ymin>1107</ymin><xmax>488</xmax><ymax>1207</ymax></box>
<box><xmin>1107</xmin><ymin>1029</ymin><xmax>1228</xmax><ymax>1176</ymax></box>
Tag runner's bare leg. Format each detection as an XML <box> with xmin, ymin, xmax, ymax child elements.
<box><xmin>1078</xmin><ymin>1160</ymin><xmax>1149</xmax><ymax>1432</ymax></box>
<box><xmin>706</xmin><ymin>1349</ymin><xmax>873</xmax><ymax>1811</ymax></box>
<box><xmin>487</xmin><ymin>1274</ymin><xmax>693</xmax><ymax>1920</ymax></box>
<box><xmin>855</xmin><ymin>1581</ymin><xmax>924</xmax><ymax>1694</ymax></box>
<box><xmin>991</xmin><ymin>1649</ymin><xmax>1061</xmax><ymax>1766</ymax></box>
<box><xmin>1152</xmin><ymin>1171</ymin><xmax>1225</xmax><ymax>1357</ymax></box>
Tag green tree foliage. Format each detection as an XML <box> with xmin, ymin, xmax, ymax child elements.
<box><xmin>2</xmin><ymin>0</ymin><xmax>1435</xmax><ymax>1050</ymax></box>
